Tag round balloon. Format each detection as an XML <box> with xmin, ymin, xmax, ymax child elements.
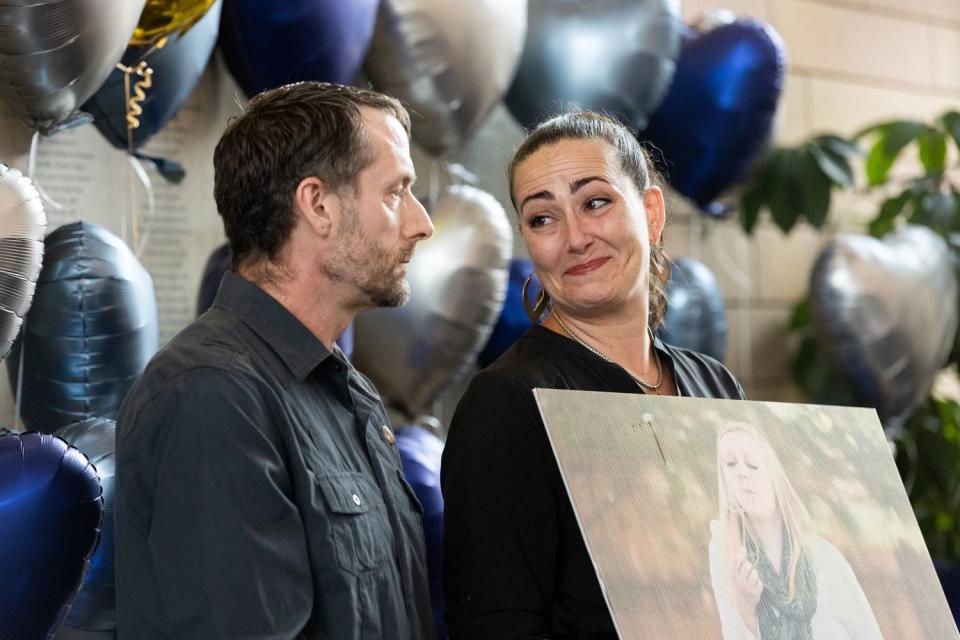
<box><xmin>8</xmin><ymin>222</ymin><xmax>159</xmax><ymax>431</ymax></box>
<box><xmin>83</xmin><ymin>0</ymin><xmax>222</xmax><ymax>152</ymax></box>
<box><xmin>657</xmin><ymin>258</ymin><xmax>727</xmax><ymax>362</ymax></box>
<box><xmin>0</xmin><ymin>0</ymin><xmax>146</xmax><ymax>134</ymax></box>
<box><xmin>810</xmin><ymin>225</ymin><xmax>958</xmax><ymax>429</ymax></box>
<box><xmin>505</xmin><ymin>0</ymin><xmax>681</xmax><ymax>132</ymax></box>
<box><xmin>219</xmin><ymin>0</ymin><xmax>380</xmax><ymax>98</ymax></box>
<box><xmin>365</xmin><ymin>0</ymin><xmax>527</xmax><ymax>155</ymax></box>
<box><xmin>54</xmin><ymin>418</ymin><xmax>117</xmax><ymax>635</ymax></box>
<box><xmin>353</xmin><ymin>185</ymin><xmax>512</xmax><ymax>416</ymax></box>
<box><xmin>395</xmin><ymin>426</ymin><xmax>445</xmax><ymax>639</ymax></box>
<box><xmin>132</xmin><ymin>0</ymin><xmax>217</xmax><ymax>45</ymax></box>
<box><xmin>0</xmin><ymin>165</ymin><xmax>47</xmax><ymax>361</ymax></box>
<box><xmin>641</xmin><ymin>19</ymin><xmax>786</xmax><ymax>210</ymax></box>
<box><xmin>477</xmin><ymin>258</ymin><xmax>542</xmax><ymax>368</ymax></box>
<box><xmin>0</xmin><ymin>431</ymin><xmax>103</xmax><ymax>639</ymax></box>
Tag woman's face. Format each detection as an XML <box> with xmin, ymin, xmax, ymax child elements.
<box><xmin>718</xmin><ymin>430</ymin><xmax>777</xmax><ymax>521</ymax></box>
<box><xmin>511</xmin><ymin>138</ymin><xmax>665</xmax><ymax>319</ymax></box>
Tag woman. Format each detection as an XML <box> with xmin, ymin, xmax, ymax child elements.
<box><xmin>441</xmin><ymin>111</ymin><xmax>745</xmax><ymax>639</ymax></box>
<box><xmin>710</xmin><ymin>422</ymin><xmax>883</xmax><ymax>639</ymax></box>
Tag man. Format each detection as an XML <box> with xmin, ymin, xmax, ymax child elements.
<box><xmin>115</xmin><ymin>82</ymin><xmax>436</xmax><ymax>639</ymax></box>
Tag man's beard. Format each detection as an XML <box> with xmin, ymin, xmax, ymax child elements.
<box><xmin>322</xmin><ymin>205</ymin><xmax>414</xmax><ymax>308</ymax></box>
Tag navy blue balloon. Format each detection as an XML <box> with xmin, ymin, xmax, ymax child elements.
<box><xmin>657</xmin><ymin>258</ymin><xmax>727</xmax><ymax>362</ymax></box>
<box><xmin>8</xmin><ymin>222</ymin><xmax>158</xmax><ymax>432</ymax></box>
<box><xmin>477</xmin><ymin>259</ymin><xmax>541</xmax><ymax>368</ymax></box>
<box><xmin>0</xmin><ymin>431</ymin><xmax>103</xmax><ymax>640</ymax></box>
<box><xmin>218</xmin><ymin>0</ymin><xmax>379</xmax><ymax>97</ymax></box>
<box><xmin>641</xmin><ymin>19</ymin><xmax>786</xmax><ymax>211</ymax></box>
<box><xmin>83</xmin><ymin>1</ymin><xmax>221</xmax><ymax>160</ymax></box>
<box><xmin>195</xmin><ymin>242</ymin><xmax>232</xmax><ymax>317</ymax></box>
<box><xmin>395</xmin><ymin>426</ymin><xmax>445</xmax><ymax>639</ymax></box>
<box><xmin>195</xmin><ymin>242</ymin><xmax>354</xmax><ymax>358</ymax></box>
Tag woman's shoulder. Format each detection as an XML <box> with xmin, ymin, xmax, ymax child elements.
<box><xmin>658</xmin><ymin>340</ymin><xmax>747</xmax><ymax>400</ymax></box>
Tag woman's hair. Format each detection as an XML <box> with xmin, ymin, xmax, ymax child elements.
<box><xmin>507</xmin><ymin>111</ymin><xmax>670</xmax><ymax>330</ymax></box>
<box><xmin>715</xmin><ymin>421</ymin><xmax>812</xmax><ymax>602</ymax></box>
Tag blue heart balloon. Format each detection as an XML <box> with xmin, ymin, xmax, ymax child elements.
<box><xmin>641</xmin><ymin>19</ymin><xmax>786</xmax><ymax>211</ymax></box>
<box><xmin>0</xmin><ymin>431</ymin><xmax>103</xmax><ymax>639</ymax></box>
<box><xmin>657</xmin><ymin>258</ymin><xmax>727</xmax><ymax>362</ymax></box>
<box><xmin>477</xmin><ymin>259</ymin><xmax>541</xmax><ymax>369</ymax></box>
<box><xmin>395</xmin><ymin>426</ymin><xmax>445</xmax><ymax>639</ymax></box>
<box><xmin>218</xmin><ymin>0</ymin><xmax>379</xmax><ymax>97</ymax></box>
<box><xmin>83</xmin><ymin>1</ymin><xmax>221</xmax><ymax>158</ymax></box>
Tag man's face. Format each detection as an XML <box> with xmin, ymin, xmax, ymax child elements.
<box><xmin>321</xmin><ymin>107</ymin><xmax>433</xmax><ymax>308</ymax></box>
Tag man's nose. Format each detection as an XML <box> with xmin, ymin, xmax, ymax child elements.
<box><xmin>405</xmin><ymin>193</ymin><xmax>433</xmax><ymax>241</ymax></box>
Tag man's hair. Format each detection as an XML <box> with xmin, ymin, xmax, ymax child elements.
<box><xmin>506</xmin><ymin>111</ymin><xmax>671</xmax><ymax>330</ymax></box>
<box><xmin>213</xmin><ymin>82</ymin><xmax>410</xmax><ymax>273</ymax></box>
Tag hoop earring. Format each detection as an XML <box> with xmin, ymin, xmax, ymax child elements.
<box><xmin>521</xmin><ymin>273</ymin><xmax>549</xmax><ymax>323</ymax></box>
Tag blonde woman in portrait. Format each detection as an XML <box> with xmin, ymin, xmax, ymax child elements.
<box><xmin>709</xmin><ymin>422</ymin><xmax>883</xmax><ymax>640</ymax></box>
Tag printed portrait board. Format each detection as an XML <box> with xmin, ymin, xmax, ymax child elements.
<box><xmin>533</xmin><ymin>389</ymin><xmax>959</xmax><ymax>640</ymax></box>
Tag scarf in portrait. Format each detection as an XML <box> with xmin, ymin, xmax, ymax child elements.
<box><xmin>746</xmin><ymin>532</ymin><xmax>818</xmax><ymax>640</ymax></box>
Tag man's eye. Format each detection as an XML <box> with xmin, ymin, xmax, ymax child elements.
<box><xmin>585</xmin><ymin>197</ymin><xmax>610</xmax><ymax>210</ymax></box>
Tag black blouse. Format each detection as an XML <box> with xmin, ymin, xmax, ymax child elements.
<box><xmin>441</xmin><ymin>325</ymin><xmax>745</xmax><ymax>639</ymax></box>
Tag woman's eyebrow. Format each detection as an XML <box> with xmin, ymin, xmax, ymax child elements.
<box><xmin>519</xmin><ymin>189</ymin><xmax>554</xmax><ymax>211</ymax></box>
<box><xmin>570</xmin><ymin>176</ymin><xmax>609</xmax><ymax>193</ymax></box>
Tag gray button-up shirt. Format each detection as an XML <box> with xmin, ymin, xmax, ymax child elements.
<box><xmin>115</xmin><ymin>272</ymin><xmax>435</xmax><ymax>639</ymax></box>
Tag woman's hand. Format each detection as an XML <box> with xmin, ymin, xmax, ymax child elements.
<box><xmin>730</xmin><ymin>542</ymin><xmax>763</xmax><ymax>636</ymax></box>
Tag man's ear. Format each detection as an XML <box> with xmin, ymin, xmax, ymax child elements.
<box><xmin>294</xmin><ymin>176</ymin><xmax>337</xmax><ymax>238</ymax></box>
<box><xmin>644</xmin><ymin>186</ymin><xmax>666</xmax><ymax>244</ymax></box>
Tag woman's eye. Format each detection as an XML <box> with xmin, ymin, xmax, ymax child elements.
<box><xmin>585</xmin><ymin>196</ymin><xmax>610</xmax><ymax>210</ymax></box>
<box><xmin>746</xmin><ymin>461</ymin><xmax>759</xmax><ymax>470</ymax></box>
<box><xmin>527</xmin><ymin>214</ymin><xmax>553</xmax><ymax>228</ymax></box>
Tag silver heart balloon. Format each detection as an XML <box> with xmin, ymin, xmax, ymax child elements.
<box><xmin>364</xmin><ymin>0</ymin><xmax>527</xmax><ymax>155</ymax></box>
<box><xmin>505</xmin><ymin>0</ymin><xmax>682</xmax><ymax>131</ymax></box>
<box><xmin>353</xmin><ymin>185</ymin><xmax>513</xmax><ymax>417</ymax></box>
<box><xmin>56</xmin><ymin>417</ymin><xmax>117</xmax><ymax>634</ymax></box>
<box><xmin>0</xmin><ymin>0</ymin><xmax>146</xmax><ymax>134</ymax></box>
<box><xmin>0</xmin><ymin>164</ymin><xmax>46</xmax><ymax>360</ymax></box>
<box><xmin>810</xmin><ymin>225</ymin><xmax>958</xmax><ymax>429</ymax></box>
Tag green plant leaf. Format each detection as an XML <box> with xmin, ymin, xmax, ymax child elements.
<box><xmin>801</xmin><ymin>150</ymin><xmax>833</xmax><ymax>227</ymax></box>
<box><xmin>868</xmin><ymin>191</ymin><xmax>911</xmax><ymax>237</ymax></box>
<box><xmin>767</xmin><ymin>149</ymin><xmax>806</xmax><ymax>233</ymax></box>
<box><xmin>864</xmin><ymin>121</ymin><xmax>925</xmax><ymax>185</ymax></box>
<box><xmin>883</xmin><ymin>120</ymin><xmax>926</xmax><ymax>155</ymax></box>
<box><xmin>865</xmin><ymin>138</ymin><xmax>896</xmax><ymax>186</ymax></box>
<box><xmin>809</xmin><ymin>143</ymin><xmax>854</xmax><ymax>187</ymax></box>
<box><xmin>918</xmin><ymin>126</ymin><xmax>948</xmax><ymax>174</ymax></box>
<box><xmin>788</xmin><ymin>299</ymin><xmax>812</xmax><ymax>331</ymax></box>
<box><xmin>941</xmin><ymin>111</ymin><xmax>960</xmax><ymax>153</ymax></box>
<box><xmin>740</xmin><ymin>185</ymin><xmax>763</xmax><ymax>234</ymax></box>
<box><xmin>815</xmin><ymin>134</ymin><xmax>860</xmax><ymax>158</ymax></box>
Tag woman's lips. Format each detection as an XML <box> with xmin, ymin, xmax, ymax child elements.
<box><xmin>565</xmin><ymin>256</ymin><xmax>610</xmax><ymax>276</ymax></box>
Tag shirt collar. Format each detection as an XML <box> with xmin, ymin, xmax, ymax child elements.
<box><xmin>213</xmin><ymin>271</ymin><xmax>340</xmax><ymax>380</ymax></box>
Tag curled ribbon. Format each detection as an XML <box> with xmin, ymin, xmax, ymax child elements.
<box><xmin>117</xmin><ymin>61</ymin><xmax>154</xmax><ymax>147</ymax></box>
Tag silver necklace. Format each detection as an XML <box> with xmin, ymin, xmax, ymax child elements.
<box><xmin>552</xmin><ymin>311</ymin><xmax>664</xmax><ymax>391</ymax></box>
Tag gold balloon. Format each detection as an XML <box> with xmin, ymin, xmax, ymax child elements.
<box><xmin>130</xmin><ymin>0</ymin><xmax>216</xmax><ymax>46</ymax></box>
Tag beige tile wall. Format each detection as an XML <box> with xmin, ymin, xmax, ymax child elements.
<box><xmin>677</xmin><ymin>0</ymin><xmax>960</xmax><ymax>398</ymax></box>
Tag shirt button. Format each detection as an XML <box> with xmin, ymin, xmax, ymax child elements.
<box><xmin>352</xmin><ymin>494</ymin><xmax>361</xmax><ymax>506</ymax></box>
<box><xmin>381</xmin><ymin>425</ymin><xmax>396</xmax><ymax>445</ymax></box>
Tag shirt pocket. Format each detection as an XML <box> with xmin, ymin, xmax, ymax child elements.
<box><xmin>316</xmin><ymin>472</ymin><xmax>385</xmax><ymax>575</ymax></box>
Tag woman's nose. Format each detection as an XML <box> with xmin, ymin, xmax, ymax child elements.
<box><xmin>565</xmin><ymin>216</ymin><xmax>591</xmax><ymax>252</ymax></box>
